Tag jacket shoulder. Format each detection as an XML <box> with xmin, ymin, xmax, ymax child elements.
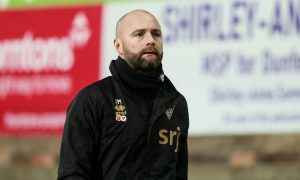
<box><xmin>164</xmin><ymin>75</ymin><xmax>187</xmax><ymax>102</ymax></box>
<box><xmin>86</xmin><ymin>76</ymin><xmax>112</xmax><ymax>90</ymax></box>
<box><xmin>75</xmin><ymin>76</ymin><xmax>113</xmax><ymax>102</ymax></box>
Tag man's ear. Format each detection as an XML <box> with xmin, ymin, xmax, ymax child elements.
<box><xmin>114</xmin><ymin>38</ymin><xmax>124</xmax><ymax>57</ymax></box>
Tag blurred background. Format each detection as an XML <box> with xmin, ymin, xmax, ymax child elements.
<box><xmin>1</xmin><ymin>0</ymin><xmax>300</xmax><ymax>179</ymax></box>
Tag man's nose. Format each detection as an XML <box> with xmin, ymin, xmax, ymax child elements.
<box><xmin>144</xmin><ymin>32</ymin><xmax>155</xmax><ymax>45</ymax></box>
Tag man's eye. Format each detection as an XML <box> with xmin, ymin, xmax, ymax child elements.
<box><xmin>153</xmin><ymin>32</ymin><xmax>161</xmax><ymax>37</ymax></box>
<box><xmin>155</xmin><ymin>33</ymin><xmax>161</xmax><ymax>37</ymax></box>
<box><xmin>135</xmin><ymin>33</ymin><xmax>143</xmax><ymax>37</ymax></box>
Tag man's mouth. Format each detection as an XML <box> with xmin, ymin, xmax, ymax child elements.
<box><xmin>143</xmin><ymin>51</ymin><xmax>157</xmax><ymax>55</ymax></box>
<box><xmin>142</xmin><ymin>46</ymin><xmax>158</xmax><ymax>55</ymax></box>
<box><xmin>143</xmin><ymin>52</ymin><xmax>156</xmax><ymax>55</ymax></box>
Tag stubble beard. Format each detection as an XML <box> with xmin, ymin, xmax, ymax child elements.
<box><xmin>122</xmin><ymin>45</ymin><xmax>163</xmax><ymax>72</ymax></box>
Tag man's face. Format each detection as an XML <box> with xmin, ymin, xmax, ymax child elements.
<box><xmin>115</xmin><ymin>11</ymin><xmax>163</xmax><ymax>72</ymax></box>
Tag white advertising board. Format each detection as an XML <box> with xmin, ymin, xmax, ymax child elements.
<box><xmin>102</xmin><ymin>0</ymin><xmax>300</xmax><ymax>135</ymax></box>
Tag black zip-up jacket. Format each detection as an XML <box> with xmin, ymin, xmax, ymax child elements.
<box><xmin>58</xmin><ymin>60</ymin><xmax>189</xmax><ymax>180</ymax></box>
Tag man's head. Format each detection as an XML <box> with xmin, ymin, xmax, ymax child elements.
<box><xmin>114</xmin><ymin>10</ymin><xmax>163</xmax><ymax>72</ymax></box>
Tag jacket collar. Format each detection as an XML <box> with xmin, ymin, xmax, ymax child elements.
<box><xmin>109</xmin><ymin>58</ymin><xmax>179</xmax><ymax>100</ymax></box>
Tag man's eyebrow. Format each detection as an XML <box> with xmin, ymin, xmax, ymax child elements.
<box><xmin>151</xmin><ymin>29</ymin><xmax>161</xmax><ymax>32</ymax></box>
<box><xmin>131</xmin><ymin>29</ymin><xmax>146</xmax><ymax>34</ymax></box>
<box><xmin>131</xmin><ymin>28</ymin><xmax>161</xmax><ymax>34</ymax></box>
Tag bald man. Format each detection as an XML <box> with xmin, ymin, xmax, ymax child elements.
<box><xmin>58</xmin><ymin>10</ymin><xmax>189</xmax><ymax>180</ymax></box>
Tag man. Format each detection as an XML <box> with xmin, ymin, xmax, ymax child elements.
<box><xmin>58</xmin><ymin>9</ymin><xmax>189</xmax><ymax>180</ymax></box>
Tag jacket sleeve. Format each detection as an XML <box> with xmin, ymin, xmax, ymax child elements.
<box><xmin>57</xmin><ymin>89</ymin><xmax>101</xmax><ymax>180</ymax></box>
<box><xmin>176</xmin><ymin>97</ymin><xmax>189</xmax><ymax>180</ymax></box>
<box><xmin>176</xmin><ymin>134</ymin><xmax>188</xmax><ymax>180</ymax></box>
